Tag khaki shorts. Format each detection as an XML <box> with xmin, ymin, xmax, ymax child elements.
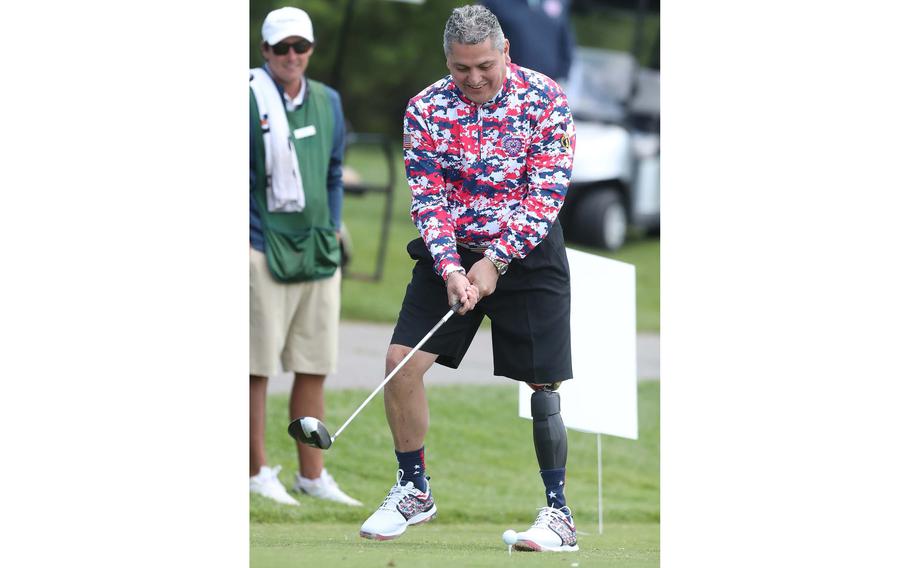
<box><xmin>249</xmin><ymin>248</ymin><xmax>340</xmax><ymax>377</ymax></box>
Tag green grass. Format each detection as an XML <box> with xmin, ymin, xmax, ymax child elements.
<box><xmin>339</xmin><ymin>144</ymin><xmax>423</xmax><ymax>323</ymax></box>
<box><xmin>251</xmin><ymin>382</ymin><xmax>659</xmax><ymax>565</ymax></box>
<box><xmin>340</xmin><ymin>144</ymin><xmax>660</xmax><ymax>331</ymax></box>
<box><xmin>251</xmin><ymin>523</ymin><xmax>659</xmax><ymax>567</ymax></box>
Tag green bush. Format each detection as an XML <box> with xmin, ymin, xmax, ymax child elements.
<box><xmin>250</xmin><ymin>1</ymin><xmax>659</xmax><ymax>138</ymax></box>
<box><xmin>250</xmin><ymin>0</ymin><xmax>466</xmax><ymax>137</ymax></box>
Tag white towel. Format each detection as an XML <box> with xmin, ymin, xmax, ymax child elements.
<box><xmin>249</xmin><ymin>68</ymin><xmax>305</xmax><ymax>212</ymax></box>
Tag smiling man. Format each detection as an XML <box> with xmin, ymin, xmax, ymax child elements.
<box><xmin>445</xmin><ymin>33</ymin><xmax>509</xmax><ymax>105</ymax></box>
<box><xmin>248</xmin><ymin>7</ymin><xmax>360</xmax><ymax>509</ymax></box>
<box><xmin>359</xmin><ymin>4</ymin><xmax>578</xmax><ymax>553</ymax></box>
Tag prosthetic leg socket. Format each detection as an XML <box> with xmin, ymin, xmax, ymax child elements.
<box><xmin>531</xmin><ymin>387</ymin><xmax>567</xmax><ymax>470</ymax></box>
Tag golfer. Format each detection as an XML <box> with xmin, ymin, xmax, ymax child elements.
<box><xmin>359</xmin><ymin>4</ymin><xmax>578</xmax><ymax>552</ymax></box>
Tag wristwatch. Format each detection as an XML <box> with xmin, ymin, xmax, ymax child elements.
<box><xmin>484</xmin><ymin>253</ymin><xmax>509</xmax><ymax>276</ymax></box>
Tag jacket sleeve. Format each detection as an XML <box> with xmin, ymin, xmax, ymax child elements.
<box><xmin>250</xmin><ymin>89</ymin><xmax>258</xmax><ymax>193</ymax></box>
<box><xmin>488</xmin><ymin>88</ymin><xmax>575</xmax><ymax>263</ymax></box>
<box><xmin>249</xmin><ymin>89</ymin><xmax>264</xmax><ymax>249</ymax></box>
<box><xmin>403</xmin><ymin>100</ymin><xmax>463</xmax><ymax>280</ymax></box>
<box><xmin>326</xmin><ymin>87</ymin><xmax>345</xmax><ymax>231</ymax></box>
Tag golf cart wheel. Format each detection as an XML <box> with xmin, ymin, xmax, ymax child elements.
<box><xmin>571</xmin><ymin>188</ymin><xmax>628</xmax><ymax>250</ymax></box>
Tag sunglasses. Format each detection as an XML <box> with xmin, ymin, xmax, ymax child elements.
<box><xmin>270</xmin><ymin>40</ymin><xmax>312</xmax><ymax>55</ymax></box>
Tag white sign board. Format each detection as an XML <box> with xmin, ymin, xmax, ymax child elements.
<box><xmin>518</xmin><ymin>248</ymin><xmax>638</xmax><ymax>440</ymax></box>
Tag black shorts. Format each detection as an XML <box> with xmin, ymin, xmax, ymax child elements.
<box><xmin>390</xmin><ymin>220</ymin><xmax>573</xmax><ymax>383</ymax></box>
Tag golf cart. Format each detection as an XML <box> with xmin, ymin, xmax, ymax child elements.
<box><xmin>558</xmin><ymin>45</ymin><xmax>660</xmax><ymax>251</ymax></box>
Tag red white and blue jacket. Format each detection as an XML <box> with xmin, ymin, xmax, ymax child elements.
<box><xmin>404</xmin><ymin>63</ymin><xmax>576</xmax><ymax>280</ymax></box>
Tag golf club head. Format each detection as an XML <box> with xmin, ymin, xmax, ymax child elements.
<box><xmin>288</xmin><ymin>416</ymin><xmax>333</xmax><ymax>450</ymax></box>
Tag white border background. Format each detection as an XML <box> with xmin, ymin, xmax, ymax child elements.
<box><xmin>662</xmin><ymin>1</ymin><xmax>910</xmax><ymax>565</ymax></box>
<box><xmin>2</xmin><ymin>2</ymin><xmax>249</xmax><ymax>565</ymax></box>
<box><xmin>3</xmin><ymin>1</ymin><xmax>910</xmax><ymax>566</ymax></box>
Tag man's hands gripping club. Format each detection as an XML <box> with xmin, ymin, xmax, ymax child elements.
<box><xmin>447</xmin><ymin>257</ymin><xmax>502</xmax><ymax>315</ymax></box>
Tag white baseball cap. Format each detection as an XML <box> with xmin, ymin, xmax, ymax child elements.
<box><xmin>262</xmin><ymin>7</ymin><xmax>315</xmax><ymax>46</ymax></box>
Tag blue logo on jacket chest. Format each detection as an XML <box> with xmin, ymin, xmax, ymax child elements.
<box><xmin>501</xmin><ymin>135</ymin><xmax>522</xmax><ymax>157</ymax></box>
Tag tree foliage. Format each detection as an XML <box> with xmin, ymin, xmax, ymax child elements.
<box><xmin>250</xmin><ymin>1</ymin><xmax>659</xmax><ymax>137</ymax></box>
<box><xmin>251</xmin><ymin>0</ymin><xmax>465</xmax><ymax>137</ymax></box>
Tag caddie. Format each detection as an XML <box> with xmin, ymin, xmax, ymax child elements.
<box><xmin>249</xmin><ymin>6</ymin><xmax>361</xmax><ymax>509</ymax></box>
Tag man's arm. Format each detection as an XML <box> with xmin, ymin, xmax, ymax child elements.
<box><xmin>404</xmin><ymin>100</ymin><xmax>478</xmax><ymax>313</ymax></box>
<box><xmin>250</xmin><ymin>89</ymin><xmax>264</xmax><ymax>249</ymax></box>
<box><xmin>326</xmin><ymin>87</ymin><xmax>345</xmax><ymax>231</ymax></box>
<box><xmin>403</xmin><ymin>101</ymin><xmax>463</xmax><ymax>281</ymax></box>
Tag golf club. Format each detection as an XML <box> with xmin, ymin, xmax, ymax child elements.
<box><xmin>288</xmin><ymin>301</ymin><xmax>463</xmax><ymax>450</ymax></box>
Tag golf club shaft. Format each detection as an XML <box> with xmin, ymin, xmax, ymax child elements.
<box><xmin>331</xmin><ymin>301</ymin><xmax>462</xmax><ymax>442</ymax></box>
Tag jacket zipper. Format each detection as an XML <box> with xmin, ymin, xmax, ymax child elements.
<box><xmin>477</xmin><ymin>105</ymin><xmax>483</xmax><ymax>161</ymax></box>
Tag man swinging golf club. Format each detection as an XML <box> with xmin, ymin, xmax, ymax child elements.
<box><xmin>359</xmin><ymin>4</ymin><xmax>578</xmax><ymax>552</ymax></box>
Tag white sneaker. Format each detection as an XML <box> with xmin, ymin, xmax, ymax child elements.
<box><xmin>513</xmin><ymin>506</ymin><xmax>579</xmax><ymax>552</ymax></box>
<box><xmin>293</xmin><ymin>468</ymin><xmax>363</xmax><ymax>507</ymax></box>
<box><xmin>250</xmin><ymin>465</ymin><xmax>299</xmax><ymax>506</ymax></box>
<box><xmin>359</xmin><ymin>469</ymin><xmax>437</xmax><ymax>540</ymax></box>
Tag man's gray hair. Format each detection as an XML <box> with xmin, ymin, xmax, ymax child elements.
<box><xmin>443</xmin><ymin>5</ymin><xmax>505</xmax><ymax>55</ymax></box>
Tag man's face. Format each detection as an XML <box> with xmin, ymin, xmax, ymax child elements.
<box><xmin>446</xmin><ymin>38</ymin><xmax>510</xmax><ymax>105</ymax></box>
<box><xmin>261</xmin><ymin>35</ymin><xmax>313</xmax><ymax>89</ymax></box>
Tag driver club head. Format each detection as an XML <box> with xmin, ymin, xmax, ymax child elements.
<box><xmin>288</xmin><ymin>416</ymin><xmax>333</xmax><ymax>450</ymax></box>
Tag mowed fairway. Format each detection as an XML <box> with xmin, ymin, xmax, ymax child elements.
<box><xmin>251</xmin><ymin>382</ymin><xmax>659</xmax><ymax>566</ymax></box>
<box><xmin>251</xmin><ymin>522</ymin><xmax>658</xmax><ymax>567</ymax></box>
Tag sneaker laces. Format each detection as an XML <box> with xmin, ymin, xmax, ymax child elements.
<box><xmin>378</xmin><ymin>469</ymin><xmax>413</xmax><ymax>511</ymax></box>
<box><xmin>531</xmin><ymin>506</ymin><xmax>567</xmax><ymax>529</ymax></box>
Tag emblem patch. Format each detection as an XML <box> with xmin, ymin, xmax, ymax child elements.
<box><xmin>403</xmin><ymin>132</ymin><xmax>413</xmax><ymax>150</ymax></box>
<box><xmin>501</xmin><ymin>135</ymin><xmax>522</xmax><ymax>157</ymax></box>
<box><xmin>561</xmin><ymin>133</ymin><xmax>571</xmax><ymax>152</ymax></box>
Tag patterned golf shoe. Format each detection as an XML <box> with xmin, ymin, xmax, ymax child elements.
<box><xmin>513</xmin><ymin>506</ymin><xmax>579</xmax><ymax>552</ymax></box>
<box><xmin>359</xmin><ymin>469</ymin><xmax>436</xmax><ymax>540</ymax></box>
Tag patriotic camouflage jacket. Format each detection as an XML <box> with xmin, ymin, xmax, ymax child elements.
<box><xmin>403</xmin><ymin>63</ymin><xmax>575</xmax><ymax>280</ymax></box>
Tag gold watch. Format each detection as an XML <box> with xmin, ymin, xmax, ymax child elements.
<box><xmin>485</xmin><ymin>254</ymin><xmax>509</xmax><ymax>276</ymax></box>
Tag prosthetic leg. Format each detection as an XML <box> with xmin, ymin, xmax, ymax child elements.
<box><xmin>513</xmin><ymin>383</ymin><xmax>578</xmax><ymax>552</ymax></box>
<box><xmin>530</xmin><ymin>383</ymin><xmax>567</xmax><ymax>471</ymax></box>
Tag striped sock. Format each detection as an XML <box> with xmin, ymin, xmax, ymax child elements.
<box><xmin>395</xmin><ymin>447</ymin><xmax>428</xmax><ymax>492</ymax></box>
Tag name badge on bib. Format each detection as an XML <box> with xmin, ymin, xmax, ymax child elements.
<box><xmin>294</xmin><ymin>125</ymin><xmax>317</xmax><ymax>139</ymax></box>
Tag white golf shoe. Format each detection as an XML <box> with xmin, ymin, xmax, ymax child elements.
<box><xmin>250</xmin><ymin>465</ymin><xmax>299</xmax><ymax>506</ymax></box>
<box><xmin>293</xmin><ymin>468</ymin><xmax>363</xmax><ymax>507</ymax></box>
<box><xmin>359</xmin><ymin>470</ymin><xmax>437</xmax><ymax>540</ymax></box>
<box><xmin>513</xmin><ymin>506</ymin><xmax>579</xmax><ymax>552</ymax></box>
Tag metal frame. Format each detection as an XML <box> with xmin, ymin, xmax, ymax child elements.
<box><xmin>342</xmin><ymin>132</ymin><xmax>395</xmax><ymax>282</ymax></box>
